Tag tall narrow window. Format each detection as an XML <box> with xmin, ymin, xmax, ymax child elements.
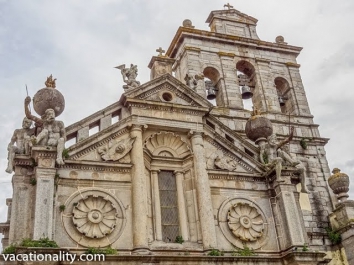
<box><xmin>158</xmin><ymin>171</ymin><xmax>179</xmax><ymax>242</ymax></box>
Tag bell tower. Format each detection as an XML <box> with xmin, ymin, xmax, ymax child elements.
<box><xmin>167</xmin><ymin>7</ymin><xmax>311</xmax><ymax>116</ymax></box>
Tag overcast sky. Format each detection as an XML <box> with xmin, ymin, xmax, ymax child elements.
<box><xmin>0</xmin><ymin>0</ymin><xmax>353</xmax><ymax>235</ymax></box>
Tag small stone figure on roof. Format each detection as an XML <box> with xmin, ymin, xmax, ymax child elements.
<box><xmin>24</xmin><ymin>96</ymin><xmax>66</xmax><ymax>165</ymax></box>
<box><xmin>5</xmin><ymin>117</ymin><xmax>33</xmax><ymax>173</ymax></box>
<box><xmin>259</xmin><ymin>127</ymin><xmax>300</xmax><ymax>182</ymax></box>
<box><xmin>116</xmin><ymin>64</ymin><xmax>141</xmax><ymax>89</ymax></box>
<box><xmin>185</xmin><ymin>73</ymin><xmax>204</xmax><ymax>90</ymax></box>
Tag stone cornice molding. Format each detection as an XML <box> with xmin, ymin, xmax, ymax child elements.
<box><xmin>61</xmin><ymin>160</ymin><xmax>132</xmax><ymax>173</ymax></box>
<box><xmin>166</xmin><ymin>27</ymin><xmax>303</xmax><ymax>59</ymax></box>
<box><xmin>209</xmin><ymin>171</ymin><xmax>264</xmax><ymax>182</ymax></box>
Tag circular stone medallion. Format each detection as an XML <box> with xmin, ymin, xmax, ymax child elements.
<box><xmin>62</xmin><ymin>189</ymin><xmax>126</xmax><ymax>247</ymax></box>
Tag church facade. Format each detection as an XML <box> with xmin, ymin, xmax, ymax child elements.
<box><xmin>1</xmin><ymin>6</ymin><xmax>353</xmax><ymax>265</ymax></box>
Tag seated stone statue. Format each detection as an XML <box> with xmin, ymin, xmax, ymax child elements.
<box><xmin>259</xmin><ymin>127</ymin><xmax>300</xmax><ymax>182</ymax></box>
<box><xmin>6</xmin><ymin>117</ymin><xmax>33</xmax><ymax>173</ymax></box>
<box><xmin>25</xmin><ymin>96</ymin><xmax>66</xmax><ymax>165</ymax></box>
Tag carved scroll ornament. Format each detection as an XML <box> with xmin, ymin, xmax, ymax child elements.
<box><xmin>98</xmin><ymin>137</ymin><xmax>135</xmax><ymax>162</ymax></box>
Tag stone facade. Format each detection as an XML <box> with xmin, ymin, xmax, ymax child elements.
<box><xmin>0</xmin><ymin>6</ymin><xmax>352</xmax><ymax>265</ymax></box>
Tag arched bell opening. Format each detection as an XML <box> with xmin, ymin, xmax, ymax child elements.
<box><xmin>203</xmin><ymin>67</ymin><xmax>222</xmax><ymax>106</ymax></box>
<box><xmin>236</xmin><ymin>60</ymin><xmax>256</xmax><ymax>111</ymax></box>
<box><xmin>274</xmin><ymin>77</ymin><xmax>295</xmax><ymax>114</ymax></box>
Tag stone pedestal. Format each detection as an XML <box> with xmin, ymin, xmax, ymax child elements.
<box><xmin>190</xmin><ymin>131</ymin><xmax>217</xmax><ymax>249</ymax></box>
<box><xmin>130</xmin><ymin>124</ymin><xmax>149</xmax><ymax>252</ymax></box>
<box><xmin>329</xmin><ymin>200</ymin><xmax>354</xmax><ymax>264</ymax></box>
<box><xmin>31</xmin><ymin>147</ymin><xmax>57</xmax><ymax>240</ymax></box>
<box><xmin>148</xmin><ymin>56</ymin><xmax>176</xmax><ymax>80</ymax></box>
<box><xmin>8</xmin><ymin>156</ymin><xmax>34</xmax><ymax>244</ymax></box>
<box><xmin>272</xmin><ymin>180</ymin><xmax>307</xmax><ymax>250</ymax></box>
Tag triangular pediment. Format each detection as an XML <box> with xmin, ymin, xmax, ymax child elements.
<box><xmin>123</xmin><ymin>74</ymin><xmax>213</xmax><ymax>109</ymax></box>
<box><xmin>206</xmin><ymin>9</ymin><xmax>258</xmax><ymax>25</ymax></box>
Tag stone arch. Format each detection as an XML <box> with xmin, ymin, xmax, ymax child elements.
<box><xmin>144</xmin><ymin>132</ymin><xmax>192</xmax><ymax>159</ymax></box>
<box><xmin>236</xmin><ymin>60</ymin><xmax>257</xmax><ymax>110</ymax></box>
<box><xmin>203</xmin><ymin>66</ymin><xmax>222</xmax><ymax>106</ymax></box>
<box><xmin>274</xmin><ymin>76</ymin><xmax>295</xmax><ymax>114</ymax></box>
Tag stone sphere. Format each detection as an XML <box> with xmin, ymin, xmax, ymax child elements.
<box><xmin>33</xmin><ymin>87</ymin><xmax>65</xmax><ymax>117</ymax></box>
<box><xmin>182</xmin><ymin>19</ymin><xmax>193</xmax><ymax>28</ymax></box>
<box><xmin>275</xmin><ymin>35</ymin><xmax>285</xmax><ymax>43</ymax></box>
<box><xmin>328</xmin><ymin>168</ymin><xmax>350</xmax><ymax>195</ymax></box>
<box><xmin>245</xmin><ymin>116</ymin><xmax>273</xmax><ymax>143</ymax></box>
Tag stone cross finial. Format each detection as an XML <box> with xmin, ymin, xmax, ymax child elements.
<box><xmin>224</xmin><ymin>3</ymin><xmax>234</xmax><ymax>9</ymax></box>
<box><xmin>156</xmin><ymin>47</ymin><xmax>165</xmax><ymax>57</ymax></box>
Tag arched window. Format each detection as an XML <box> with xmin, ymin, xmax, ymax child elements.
<box><xmin>236</xmin><ymin>60</ymin><xmax>256</xmax><ymax>110</ymax></box>
<box><xmin>203</xmin><ymin>67</ymin><xmax>221</xmax><ymax>106</ymax></box>
<box><xmin>274</xmin><ymin>77</ymin><xmax>295</xmax><ymax>114</ymax></box>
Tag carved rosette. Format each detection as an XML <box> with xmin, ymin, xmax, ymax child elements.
<box><xmin>218</xmin><ymin>198</ymin><xmax>268</xmax><ymax>249</ymax></box>
<box><xmin>62</xmin><ymin>189</ymin><xmax>126</xmax><ymax>247</ymax></box>
<box><xmin>227</xmin><ymin>203</ymin><xmax>264</xmax><ymax>241</ymax></box>
<box><xmin>72</xmin><ymin>195</ymin><xmax>118</xmax><ymax>239</ymax></box>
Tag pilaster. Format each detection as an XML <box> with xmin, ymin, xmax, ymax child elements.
<box><xmin>130</xmin><ymin>124</ymin><xmax>149</xmax><ymax>252</ymax></box>
<box><xmin>190</xmin><ymin>131</ymin><xmax>217</xmax><ymax>249</ymax></box>
<box><xmin>272</xmin><ymin>180</ymin><xmax>307</xmax><ymax>250</ymax></box>
<box><xmin>31</xmin><ymin>147</ymin><xmax>57</xmax><ymax>240</ymax></box>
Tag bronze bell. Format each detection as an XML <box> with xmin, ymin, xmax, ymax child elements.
<box><xmin>241</xmin><ymin>85</ymin><xmax>253</xmax><ymax>99</ymax></box>
<box><xmin>278</xmin><ymin>96</ymin><xmax>285</xmax><ymax>107</ymax></box>
<box><xmin>207</xmin><ymin>87</ymin><xmax>216</xmax><ymax>100</ymax></box>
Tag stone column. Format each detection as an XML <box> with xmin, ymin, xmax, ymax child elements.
<box><xmin>32</xmin><ymin>147</ymin><xmax>57</xmax><ymax>240</ymax></box>
<box><xmin>130</xmin><ymin>124</ymin><xmax>149</xmax><ymax>252</ymax></box>
<box><xmin>273</xmin><ymin>181</ymin><xmax>307</xmax><ymax>250</ymax></box>
<box><xmin>175</xmin><ymin>171</ymin><xmax>189</xmax><ymax>241</ymax></box>
<box><xmin>151</xmin><ymin>170</ymin><xmax>162</xmax><ymax>241</ymax></box>
<box><xmin>190</xmin><ymin>131</ymin><xmax>217</xmax><ymax>249</ymax></box>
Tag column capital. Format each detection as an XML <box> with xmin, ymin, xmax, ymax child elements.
<box><xmin>188</xmin><ymin>130</ymin><xmax>204</xmax><ymax>138</ymax></box>
<box><xmin>130</xmin><ymin>124</ymin><xmax>148</xmax><ymax>133</ymax></box>
<box><xmin>174</xmin><ymin>170</ymin><xmax>185</xmax><ymax>175</ymax></box>
<box><xmin>151</xmin><ymin>169</ymin><xmax>160</xmax><ymax>174</ymax></box>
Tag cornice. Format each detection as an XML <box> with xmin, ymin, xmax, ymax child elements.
<box><xmin>166</xmin><ymin>27</ymin><xmax>303</xmax><ymax>58</ymax></box>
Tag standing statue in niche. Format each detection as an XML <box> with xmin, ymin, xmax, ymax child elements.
<box><xmin>24</xmin><ymin>96</ymin><xmax>66</xmax><ymax>165</ymax></box>
<box><xmin>259</xmin><ymin>127</ymin><xmax>300</xmax><ymax>182</ymax></box>
<box><xmin>116</xmin><ymin>64</ymin><xmax>141</xmax><ymax>89</ymax></box>
<box><xmin>5</xmin><ymin>118</ymin><xmax>33</xmax><ymax>173</ymax></box>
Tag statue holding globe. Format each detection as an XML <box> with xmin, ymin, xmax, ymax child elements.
<box><xmin>24</xmin><ymin>75</ymin><xmax>66</xmax><ymax>165</ymax></box>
